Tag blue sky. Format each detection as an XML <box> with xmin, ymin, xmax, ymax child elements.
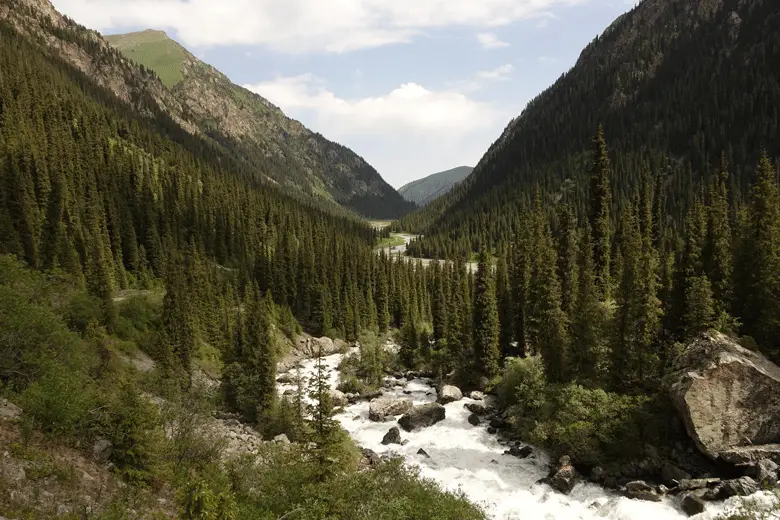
<box><xmin>53</xmin><ymin>0</ymin><xmax>635</xmax><ymax>188</ymax></box>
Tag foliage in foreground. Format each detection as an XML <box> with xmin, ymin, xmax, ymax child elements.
<box><xmin>496</xmin><ymin>357</ymin><xmax>662</xmax><ymax>466</ymax></box>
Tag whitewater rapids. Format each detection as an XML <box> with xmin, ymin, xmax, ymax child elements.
<box><xmin>277</xmin><ymin>351</ymin><xmax>773</xmax><ymax>520</ymax></box>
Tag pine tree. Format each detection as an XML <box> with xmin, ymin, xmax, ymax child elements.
<box><xmin>473</xmin><ymin>249</ymin><xmax>500</xmax><ymax>380</ymax></box>
<box><xmin>743</xmin><ymin>154</ymin><xmax>780</xmax><ymax>352</ymax></box>
<box><xmin>495</xmin><ymin>253</ymin><xmax>513</xmax><ymax>361</ymax></box>
<box><xmin>705</xmin><ymin>154</ymin><xmax>733</xmax><ymax>316</ymax></box>
<box><xmin>161</xmin><ymin>261</ymin><xmax>197</xmax><ymax>386</ymax></box>
<box><xmin>307</xmin><ymin>342</ymin><xmax>341</xmax><ymax>482</ymax></box>
<box><xmin>569</xmin><ymin>227</ymin><xmax>606</xmax><ymax>385</ymax></box>
<box><xmin>557</xmin><ymin>203</ymin><xmax>579</xmax><ymax>318</ymax></box>
<box><xmin>589</xmin><ymin>126</ymin><xmax>613</xmax><ymax>300</ymax></box>
<box><xmin>526</xmin><ymin>210</ymin><xmax>569</xmax><ymax>383</ymax></box>
<box><xmin>245</xmin><ymin>288</ymin><xmax>277</xmax><ymax>423</ymax></box>
<box><xmin>375</xmin><ymin>258</ymin><xmax>390</xmax><ymax>334</ymax></box>
<box><xmin>684</xmin><ymin>275</ymin><xmax>715</xmax><ymax>338</ymax></box>
<box><xmin>431</xmin><ymin>262</ymin><xmax>448</xmax><ymax>346</ymax></box>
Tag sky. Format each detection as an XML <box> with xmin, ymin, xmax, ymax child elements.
<box><xmin>51</xmin><ymin>0</ymin><xmax>636</xmax><ymax>188</ymax></box>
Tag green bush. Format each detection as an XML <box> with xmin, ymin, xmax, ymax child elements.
<box><xmin>65</xmin><ymin>292</ymin><xmax>103</xmax><ymax>333</ymax></box>
<box><xmin>225</xmin><ymin>445</ymin><xmax>486</xmax><ymax>520</ymax></box>
<box><xmin>18</xmin><ymin>360</ymin><xmax>97</xmax><ymax>437</ymax></box>
<box><xmin>499</xmin><ymin>357</ymin><xmax>652</xmax><ymax>466</ymax></box>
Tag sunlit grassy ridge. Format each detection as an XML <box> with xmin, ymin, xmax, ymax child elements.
<box><xmin>105</xmin><ymin>30</ymin><xmax>187</xmax><ymax>88</ymax></box>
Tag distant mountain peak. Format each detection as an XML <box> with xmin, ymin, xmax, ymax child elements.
<box><xmin>399</xmin><ymin>166</ymin><xmax>473</xmax><ymax>206</ymax></box>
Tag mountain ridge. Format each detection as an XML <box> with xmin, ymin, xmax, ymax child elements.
<box><xmin>398</xmin><ymin>166</ymin><xmax>473</xmax><ymax>207</ymax></box>
<box><xmin>400</xmin><ymin>0</ymin><xmax>780</xmax><ymax>256</ymax></box>
<box><xmin>0</xmin><ymin>0</ymin><xmax>412</xmax><ymax>219</ymax></box>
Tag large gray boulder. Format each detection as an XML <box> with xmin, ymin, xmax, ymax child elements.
<box><xmin>0</xmin><ymin>399</ymin><xmax>22</xmax><ymax>420</ymax></box>
<box><xmin>381</xmin><ymin>426</ymin><xmax>402</xmax><ymax>445</ymax></box>
<box><xmin>669</xmin><ymin>331</ymin><xmax>780</xmax><ymax>461</ymax></box>
<box><xmin>369</xmin><ymin>397</ymin><xmax>413</xmax><ymax>422</ymax></box>
<box><xmin>436</xmin><ymin>385</ymin><xmax>463</xmax><ymax>405</ymax></box>
<box><xmin>398</xmin><ymin>403</ymin><xmax>446</xmax><ymax>432</ymax></box>
<box><xmin>329</xmin><ymin>389</ymin><xmax>348</xmax><ymax>407</ymax></box>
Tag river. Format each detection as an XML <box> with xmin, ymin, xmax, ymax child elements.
<box><xmin>277</xmin><ymin>350</ymin><xmax>769</xmax><ymax>520</ymax></box>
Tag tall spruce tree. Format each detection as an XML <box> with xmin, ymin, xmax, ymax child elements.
<box><xmin>473</xmin><ymin>249</ymin><xmax>500</xmax><ymax>380</ymax></box>
<box><xmin>495</xmin><ymin>253</ymin><xmax>514</xmax><ymax>361</ymax></box>
<box><xmin>589</xmin><ymin>126</ymin><xmax>613</xmax><ymax>300</ymax></box>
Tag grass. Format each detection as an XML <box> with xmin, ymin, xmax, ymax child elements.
<box><xmin>376</xmin><ymin>234</ymin><xmax>406</xmax><ymax>249</ymax></box>
<box><xmin>105</xmin><ymin>30</ymin><xmax>188</xmax><ymax>88</ymax></box>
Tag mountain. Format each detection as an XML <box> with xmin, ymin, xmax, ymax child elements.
<box><xmin>103</xmin><ymin>29</ymin><xmax>413</xmax><ymax>219</ymax></box>
<box><xmin>400</xmin><ymin>0</ymin><xmax>780</xmax><ymax>257</ymax></box>
<box><xmin>398</xmin><ymin>166</ymin><xmax>473</xmax><ymax>206</ymax></box>
<box><xmin>0</xmin><ymin>0</ymin><xmax>411</xmax><ymax>219</ymax></box>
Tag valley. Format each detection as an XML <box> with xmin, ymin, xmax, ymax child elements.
<box><xmin>2</xmin><ymin>0</ymin><xmax>780</xmax><ymax>518</ymax></box>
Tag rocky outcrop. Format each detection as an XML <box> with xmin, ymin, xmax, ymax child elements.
<box><xmin>679</xmin><ymin>493</ymin><xmax>706</xmax><ymax>516</ymax></box>
<box><xmin>91</xmin><ymin>438</ymin><xmax>113</xmax><ymax>462</ymax></box>
<box><xmin>464</xmin><ymin>402</ymin><xmax>492</xmax><ymax>415</ymax></box>
<box><xmin>670</xmin><ymin>331</ymin><xmax>780</xmax><ymax>461</ymax></box>
<box><xmin>278</xmin><ymin>336</ymin><xmax>345</xmax><ymax>373</ymax></box>
<box><xmin>467</xmin><ymin>414</ymin><xmax>481</xmax><ymax>426</ymax></box>
<box><xmin>437</xmin><ymin>385</ymin><xmax>463</xmax><ymax>404</ymax></box>
<box><xmin>469</xmin><ymin>391</ymin><xmax>484</xmax><ymax>401</ymax></box>
<box><xmin>398</xmin><ymin>403</ymin><xmax>446</xmax><ymax>432</ymax></box>
<box><xmin>369</xmin><ymin>397</ymin><xmax>413</xmax><ymax>422</ymax></box>
<box><xmin>0</xmin><ymin>399</ymin><xmax>22</xmax><ymax>420</ymax></box>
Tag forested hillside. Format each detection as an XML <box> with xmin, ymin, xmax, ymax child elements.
<box><xmin>399</xmin><ymin>0</ymin><xmax>780</xmax><ymax>258</ymax></box>
<box><xmin>104</xmin><ymin>29</ymin><xmax>413</xmax><ymax>219</ymax></box>
<box><xmin>0</xmin><ymin>0</ymin><xmax>412</xmax><ymax>219</ymax></box>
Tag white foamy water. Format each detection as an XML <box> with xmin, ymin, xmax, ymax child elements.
<box><xmin>277</xmin><ymin>351</ymin><xmax>771</xmax><ymax>520</ymax></box>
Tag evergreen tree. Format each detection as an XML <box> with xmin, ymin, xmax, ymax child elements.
<box><xmin>705</xmin><ymin>154</ymin><xmax>733</xmax><ymax>316</ymax></box>
<box><xmin>495</xmin><ymin>253</ymin><xmax>513</xmax><ymax>361</ymax></box>
<box><xmin>589</xmin><ymin>126</ymin><xmax>613</xmax><ymax>299</ymax></box>
<box><xmin>473</xmin><ymin>249</ymin><xmax>500</xmax><ymax>380</ymax></box>
<box><xmin>569</xmin><ymin>227</ymin><xmax>606</xmax><ymax>385</ymax></box>
<box><xmin>743</xmin><ymin>154</ymin><xmax>780</xmax><ymax>352</ymax></box>
<box><xmin>526</xmin><ymin>210</ymin><xmax>568</xmax><ymax>383</ymax></box>
<box><xmin>557</xmin><ymin>203</ymin><xmax>579</xmax><ymax>317</ymax></box>
<box><xmin>161</xmin><ymin>262</ymin><xmax>197</xmax><ymax>386</ymax></box>
<box><xmin>307</xmin><ymin>343</ymin><xmax>341</xmax><ymax>482</ymax></box>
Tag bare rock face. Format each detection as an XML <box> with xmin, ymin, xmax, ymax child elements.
<box><xmin>369</xmin><ymin>397</ymin><xmax>413</xmax><ymax>422</ymax></box>
<box><xmin>669</xmin><ymin>331</ymin><xmax>780</xmax><ymax>461</ymax></box>
<box><xmin>398</xmin><ymin>403</ymin><xmax>446</xmax><ymax>432</ymax></box>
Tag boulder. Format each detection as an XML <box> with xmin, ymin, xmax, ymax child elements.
<box><xmin>544</xmin><ymin>455</ymin><xmax>578</xmax><ymax>495</ymax></box>
<box><xmin>680</xmin><ymin>493</ymin><xmax>706</xmax><ymax>516</ymax></box>
<box><xmin>276</xmin><ymin>374</ymin><xmax>294</xmax><ymax>384</ymax></box>
<box><xmin>590</xmin><ymin>467</ymin><xmax>606</xmax><ymax>482</ymax></box>
<box><xmin>469</xmin><ymin>391</ymin><xmax>484</xmax><ymax>401</ymax></box>
<box><xmin>720</xmin><ymin>444</ymin><xmax>780</xmax><ymax>465</ymax></box>
<box><xmin>716</xmin><ymin>477</ymin><xmax>759</xmax><ymax>499</ymax></box>
<box><xmin>467</xmin><ymin>414</ymin><xmax>481</xmax><ymax>426</ymax></box>
<box><xmin>361</xmin><ymin>388</ymin><xmax>384</xmax><ymax>400</ymax></box>
<box><xmin>487</xmin><ymin>426</ymin><xmax>498</xmax><ymax>435</ymax></box>
<box><xmin>437</xmin><ymin>385</ymin><xmax>463</xmax><ymax>405</ymax></box>
<box><xmin>661</xmin><ymin>463</ymin><xmax>692</xmax><ymax>486</ymax></box>
<box><xmin>273</xmin><ymin>434</ymin><xmax>290</xmax><ymax>444</ymax></box>
<box><xmin>0</xmin><ymin>399</ymin><xmax>22</xmax><ymax>420</ymax></box>
<box><xmin>676</xmin><ymin>478</ymin><xmax>721</xmax><ymax>491</ymax></box>
<box><xmin>398</xmin><ymin>403</ymin><xmax>446</xmax><ymax>432</ymax></box>
<box><xmin>369</xmin><ymin>397</ymin><xmax>413</xmax><ymax>422</ymax></box>
<box><xmin>417</xmin><ymin>448</ymin><xmax>431</xmax><ymax>458</ymax></box>
<box><xmin>381</xmin><ymin>426</ymin><xmax>402</xmax><ymax>446</ymax></box>
<box><xmin>506</xmin><ymin>445</ymin><xmax>533</xmax><ymax>458</ymax></box>
<box><xmin>623</xmin><ymin>481</ymin><xmax>662</xmax><ymax>502</ymax></box>
<box><xmin>92</xmin><ymin>438</ymin><xmax>113</xmax><ymax>462</ymax></box>
<box><xmin>464</xmin><ymin>403</ymin><xmax>491</xmax><ymax>415</ymax></box>
<box><xmin>329</xmin><ymin>389</ymin><xmax>348</xmax><ymax>407</ymax></box>
<box><xmin>362</xmin><ymin>448</ymin><xmax>381</xmax><ymax>466</ymax></box>
<box><xmin>669</xmin><ymin>331</ymin><xmax>780</xmax><ymax>460</ymax></box>
<box><xmin>744</xmin><ymin>458</ymin><xmax>779</xmax><ymax>486</ymax></box>
<box><xmin>489</xmin><ymin>417</ymin><xmax>508</xmax><ymax>429</ymax></box>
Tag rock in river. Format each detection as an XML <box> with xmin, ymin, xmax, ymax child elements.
<box><xmin>398</xmin><ymin>403</ymin><xmax>446</xmax><ymax>432</ymax></box>
<box><xmin>437</xmin><ymin>385</ymin><xmax>463</xmax><ymax>405</ymax></box>
<box><xmin>369</xmin><ymin>397</ymin><xmax>413</xmax><ymax>422</ymax></box>
<box><xmin>381</xmin><ymin>426</ymin><xmax>402</xmax><ymax>445</ymax></box>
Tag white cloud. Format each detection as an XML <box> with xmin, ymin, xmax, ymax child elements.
<box><xmin>53</xmin><ymin>0</ymin><xmax>591</xmax><ymax>53</ymax></box>
<box><xmin>477</xmin><ymin>32</ymin><xmax>509</xmax><ymax>49</ymax></box>
<box><xmin>477</xmin><ymin>64</ymin><xmax>514</xmax><ymax>80</ymax></box>
<box><xmin>245</xmin><ymin>75</ymin><xmax>498</xmax><ymax>134</ymax></box>
<box><xmin>243</xmin><ymin>74</ymin><xmax>513</xmax><ymax>185</ymax></box>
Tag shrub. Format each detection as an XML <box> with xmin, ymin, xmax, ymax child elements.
<box><xmin>18</xmin><ymin>360</ymin><xmax>97</xmax><ymax>437</ymax></box>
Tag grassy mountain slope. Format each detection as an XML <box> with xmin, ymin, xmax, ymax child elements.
<box><xmin>104</xmin><ymin>29</ymin><xmax>414</xmax><ymax>219</ymax></box>
<box><xmin>400</xmin><ymin>0</ymin><xmax>780</xmax><ymax>256</ymax></box>
<box><xmin>398</xmin><ymin>166</ymin><xmax>473</xmax><ymax>206</ymax></box>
